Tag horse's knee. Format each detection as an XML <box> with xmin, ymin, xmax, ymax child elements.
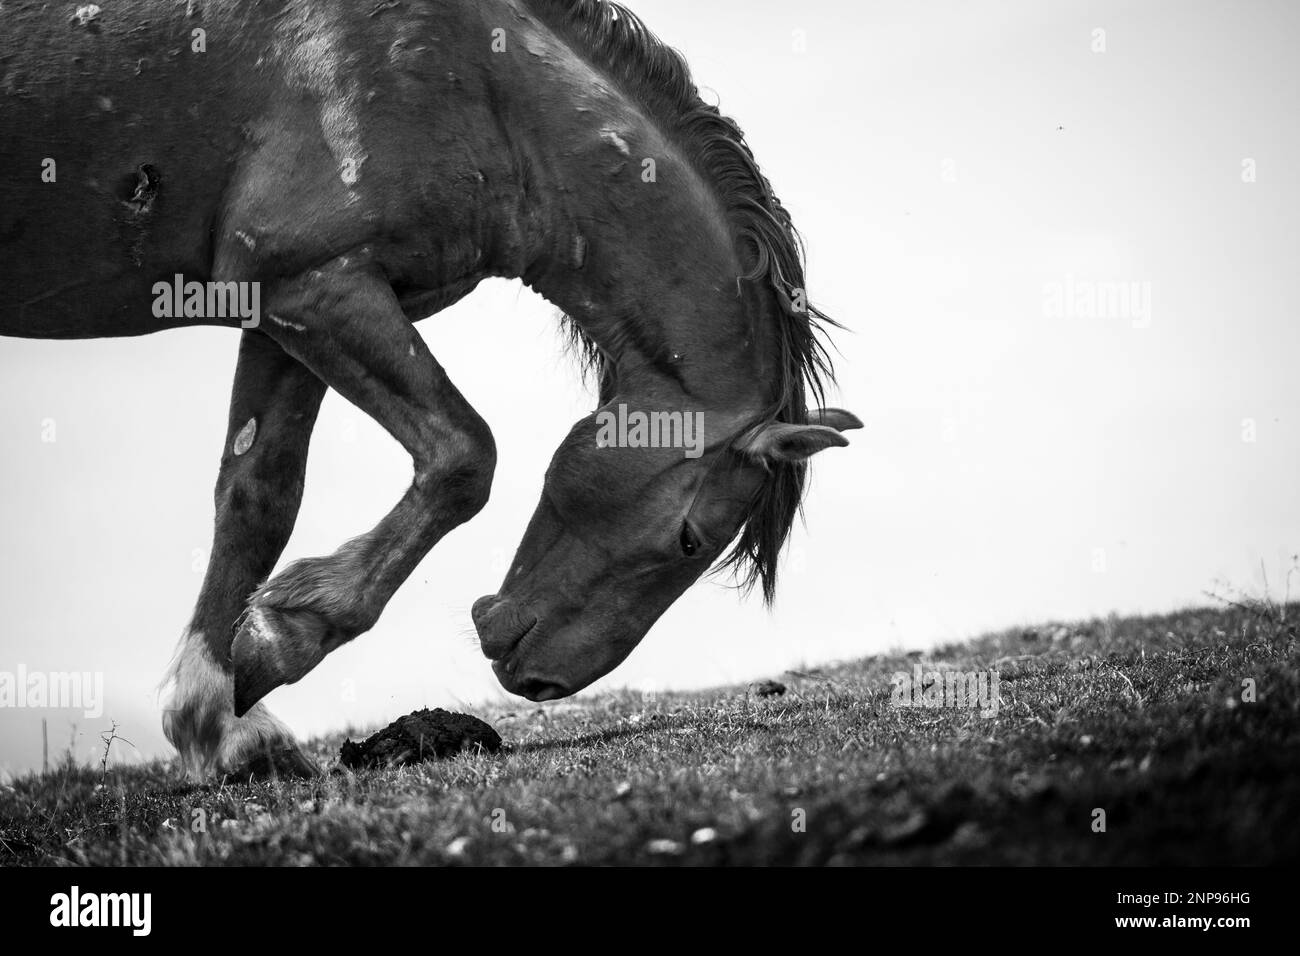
<box><xmin>419</xmin><ymin>418</ymin><xmax>496</xmax><ymax>517</ymax></box>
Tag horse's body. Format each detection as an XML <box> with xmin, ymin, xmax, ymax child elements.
<box><xmin>1</xmin><ymin>0</ymin><xmax>531</xmax><ymax>337</ymax></box>
<box><xmin>1</xmin><ymin>0</ymin><xmax>857</xmax><ymax>777</ymax></box>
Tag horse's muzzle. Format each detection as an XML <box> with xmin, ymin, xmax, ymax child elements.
<box><xmin>471</xmin><ymin>594</ymin><xmax>537</xmax><ymax>662</ymax></box>
<box><xmin>473</xmin><ymin>595</ymin><xmax>573</xmax><ymax>701</ymax></box>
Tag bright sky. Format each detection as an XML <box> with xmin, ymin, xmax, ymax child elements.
<box><xmin>2</xmin><ymin>0</ymin><xmax>1296</xmax><ymax>773</ymax></box>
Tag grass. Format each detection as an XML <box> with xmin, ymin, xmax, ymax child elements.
<box><xmin>2</xmin><ymin>600</ymin><xmax>1297</xmax><ymax>866</ymax></box>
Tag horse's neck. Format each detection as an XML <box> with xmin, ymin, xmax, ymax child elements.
<box><xmin>486</xmin><ymin>24</ymin><xmax>766</xmax><ymax>415</ymax></box>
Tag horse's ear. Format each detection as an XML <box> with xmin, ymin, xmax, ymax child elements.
<box><xmin>808</xmin><ymin>407</ymin><xmax>864</xmax><ymax>432</ymax></box>
<box><xmin>740</xmin><ymin>422</ymin><xmax>851</xmax><ymax>463</ymax></box>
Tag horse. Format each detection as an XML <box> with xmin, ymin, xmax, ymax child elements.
<box><xmin>0</xmin><ymin>0</ymin><xmax>860</xmax><ymax>778</ymax></box>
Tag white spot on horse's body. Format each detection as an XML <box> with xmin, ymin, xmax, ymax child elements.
<box><xmin>600</xmin><ymin>128</ymin><xmax>631</xmax><ymax>156</ymax></box>
<box><xmin>275</xmin><ymin>5</ymin><xmax>369</xmax><ymax>189</ymax></box>
<box><xmin>268</xmin><ymin>313</ymin><xmax>307</xmax><ymax>332</ymax></box>
<box><xmin>235</xmin><ymin>229</ymin><xmax>256</xmax><ymax>251</ymax></box>
<box><xmin>71</xmin><ymin>4</ymin><xmax>101</xmax><ymax>27</ymax></box>
<box><xmin>233</xmin><ymin>417</ymin><xmax>257</xmax><ymax>455</ymax></box>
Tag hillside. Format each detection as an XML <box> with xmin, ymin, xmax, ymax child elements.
<box><xmin>2</xmin><ymin>600</ymin><xmax>1297</xmax><ymax>865</ymax></box>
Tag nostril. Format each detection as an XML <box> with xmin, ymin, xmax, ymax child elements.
<box><xmin>471</xmin><ymin>594</ymin><xmax>497</xmax><ymax>631</ymax></box>
<box><xmin>474</xmin><ymin>596</ymin><xmax>538</xmax><ymax>662</ymax></box>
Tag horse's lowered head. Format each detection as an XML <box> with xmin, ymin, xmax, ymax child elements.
<box><xmin>470</xmin><ymin>203</ymin><xmax>863</xmax><ymax>703</ymax></box>
<box><xmin>464</xmin><ymin>0</ymin><xmax>859</xmax><ymax>702</ymax></box>
<box><xmin>472</xmin><ymin>397</ymin><xmax>861</xmax><ymax>701</ymax></box>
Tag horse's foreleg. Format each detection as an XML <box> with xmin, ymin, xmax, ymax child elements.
<box><xmin>161</xmin><ymin>329</ymin><xmax>327</xmax><ymax>778</ymax></box>
<box><xmin>229</xmin><ymin>258</ymin><xmax>496</xmax><ymax>716</ymax></box>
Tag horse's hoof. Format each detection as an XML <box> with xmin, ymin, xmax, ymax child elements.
<box><xmin>221</xmin><ymin>745</ymin><xmax>322</xmax><ymax>782</ymax></box>
<box><xmin>230</xmin><ymin>605</ymin><xmax>334</xmax><ymax>715</ymax></box>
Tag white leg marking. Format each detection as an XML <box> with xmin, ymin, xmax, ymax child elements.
<box><xmin>160</xmin><ymin>630</ymin><xmax>301</xmax><ymax>779</ymax></box>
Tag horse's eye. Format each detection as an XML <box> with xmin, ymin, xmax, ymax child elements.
<box><xmin>679</xmin><ymin>522</ymin><xmax>700</xmax><ymax>557</ymax></box>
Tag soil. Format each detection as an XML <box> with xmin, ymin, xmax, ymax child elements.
<box><xmin>338</xmin><ymin>708</ymin><xmax>502</xmax><ymax>769</ymax></box>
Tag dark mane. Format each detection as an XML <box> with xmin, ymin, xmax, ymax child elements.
<box><xmin>530</xmin><ymin>0</ymin><xmax>840</xmax><ymax>604</ymax></box>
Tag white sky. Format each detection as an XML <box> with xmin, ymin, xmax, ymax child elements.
<box><xmin>2</xmin><ymin>0</ymin><xmax>1297</xmax><ymax>773</ymax></box>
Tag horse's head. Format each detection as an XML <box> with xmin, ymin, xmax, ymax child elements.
<box><xmin>464</xmin><ymin>0</ymin><xmax>859</xmax><ymax>699</ymax></box>
<box><xmin>472</xmin><ymin>403</ymin><xmax>860</xmax><ymax>700</ymax></box>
